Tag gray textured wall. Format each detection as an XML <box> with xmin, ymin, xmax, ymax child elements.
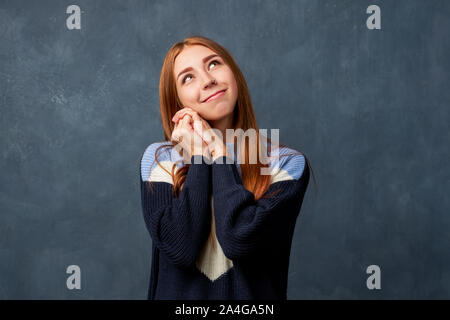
<box><xmin>1</xmin><ymin>0</ymin><xmax>449</xmax><ymax>299</ymax></box>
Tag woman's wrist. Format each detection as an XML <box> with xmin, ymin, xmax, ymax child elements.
<box><xmin>211</xmin><ymin>144</ymin><xmax>232</xmax><ymax>162</ymax></box>
<box><xmin>192</xmin><ymin>146</ymin><xmax>211</xmax><ymax>162</ymax></box>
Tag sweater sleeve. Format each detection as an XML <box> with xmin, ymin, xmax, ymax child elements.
<box><xmin>140</xmin><ymin>143</ymin><xmax>212</xmax><ymax>269</ymax></box>
<box><xmin>211</xmin><ymin>153</ymin><xmax>310</xmax><ymax>261</ymax></box>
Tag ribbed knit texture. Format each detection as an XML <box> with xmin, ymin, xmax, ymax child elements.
<box><xmin>139</xmin><ymin>142</ymin><xmax>310</xmax><ymax>300</ymax></box>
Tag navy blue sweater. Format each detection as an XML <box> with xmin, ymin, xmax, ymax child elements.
<box><xmin>139</xmin><ymin>141</ymin><xmax>310</xmax><ymax>300</ymax></box>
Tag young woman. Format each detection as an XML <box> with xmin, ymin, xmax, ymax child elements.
<box><xmin>139</xmin><ymin>36</ymin><xmax>315</xmax><ymax>300</ymax></box>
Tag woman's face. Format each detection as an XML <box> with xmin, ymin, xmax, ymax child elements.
<box><xmin>173</xmin><ymin>45</ymin><xmax>238</xmax><ymax>122</ymax></box>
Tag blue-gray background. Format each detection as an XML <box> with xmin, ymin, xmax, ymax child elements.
<box><xmin>1</xmin><ymin>0</ymin><xmax>449</xmax><ymax>299</ymax></box>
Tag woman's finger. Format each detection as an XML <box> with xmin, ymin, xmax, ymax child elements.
<box><xmin>184</xmin><ymin>111</ymin><xmax>213</xmax><ymax>139</ymax></box>
<box><xmin>180</xmin><ymin>114</ymin><xmax>193</xmax><ymax>130</ymax></box>
<box><xmin>172</xmin><ymin>108</ymin><xmax>193</xmax><ymax>123</ymax></box>
<box><xmin>173</xmin><ymin>109</ymin><xmax>214</xmax><ymax>147</ymax></box>
<box><xmin>177</xmin><ymin>108</ymin><xmax>203</xmax><ymax>126</ymax></box>
<box><xmin>172</xmin><ymin>111</ymin><xmax>183</xmax><ymax>123</ymax></box>
<box><xmin>179</xmin><ymin>110</ymin><xmax>203</xmax><ymax>129</ymax></box>
<box><xmin>172</xmin><ymin>107</ymin><xmax>199</xmax><ymax>123</ymax></box>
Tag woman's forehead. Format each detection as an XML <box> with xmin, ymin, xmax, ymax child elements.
<box><xmin>174</xmin><ymin>45</ymin><xmax>218</xmax><ymax>72</ymax></box>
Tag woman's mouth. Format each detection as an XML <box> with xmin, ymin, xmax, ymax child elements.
<box><xmin>203</xmin><ymin>89</ymin><xmax>227</xmax><ymax>103</ymax></box>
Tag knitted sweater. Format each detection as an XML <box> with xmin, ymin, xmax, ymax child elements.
<box><xmin>139</xmin><ymin>141</ymin><xmax>310</xmax><ymax>300</ymax></box>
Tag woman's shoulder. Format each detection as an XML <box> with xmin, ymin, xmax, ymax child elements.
<box><xmin>267</xmin><ymin>143</ymin><xmax>308</xmax><ymax>183</ymax></box>
<box><xmin>140</xmin><ymin>141</ymin><xmax>182</xmax><ymax>183</ymax></box>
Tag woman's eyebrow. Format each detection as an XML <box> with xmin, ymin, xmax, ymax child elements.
<box><xmin>177</xmin><ymin>54</ymin><xmax>220</xmax><ymax>80</ymax></box>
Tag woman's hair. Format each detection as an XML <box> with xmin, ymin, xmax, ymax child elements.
<box><xmin>148</xmin><ymin>35</ymin><xmax>317</xmax><ymax>200</ymax></box>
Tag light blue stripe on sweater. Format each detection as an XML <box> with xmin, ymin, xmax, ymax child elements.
<box><xmin>141</xmin><ymin>141</ymin><xmax>305</xmax><ymax>182</ymax></box>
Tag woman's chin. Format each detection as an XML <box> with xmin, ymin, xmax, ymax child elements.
<box><xmin>205</xmin><ymin>111</ymin><xmax>233</xmax><ymax>122</ymax></box>
<box><xmin>198</xmin><ymin>101</ymin><xmax>235</xmax><ymax>122</ymax></box>
<box><xmin>211</xmin><ymin>104</ymin><xmax>234</xmax><ymax>116</ymax></box>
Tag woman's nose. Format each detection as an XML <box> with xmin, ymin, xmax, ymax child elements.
<box><xmin>203</xmin><ymin>78</ymin><xmax>217</xmax><ymax>89</ymax></box>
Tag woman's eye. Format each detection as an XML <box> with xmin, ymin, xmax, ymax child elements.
<box><xmin>183</xmin><ymin>74</ymin><xmax>192</xmax><ymax>83</ymax></box>
<box><xmin>182</xmin><ymin>60</ymin><xmax>221</xmax><ymax>84</ymax></box>
<box><xmin>209</xmin><ymin>60</ymin><xmax>220</xmax><ymax>69</ymax></box>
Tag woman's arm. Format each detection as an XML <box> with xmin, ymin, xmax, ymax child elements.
<box><xmin>211</xmin><ymin>153</ymin><xmax>310</xmax><ymax>261</ymax></box>
<box><xmin>140</xmin><ymin>144</ymin><xmax>212</xmax><ymax>270</ymax></box>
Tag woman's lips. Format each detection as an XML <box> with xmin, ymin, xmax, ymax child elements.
<box><xmin>204</xmin><ymin>89</ymin><xmax>226</xmax><ymax>103</ymax></box>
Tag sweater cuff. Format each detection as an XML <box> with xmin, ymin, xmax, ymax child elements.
<box><xmin>182</xmin><ymin>155</ymin><xmax>211</xmax><ymax>188</ymax></box>
<box><xmin>190</xmin><ymin>154</ymin><xmax>212</xmax><ymax>165</ymax></box>
<box><xmin>212</xmin><ymin>156</ymin><xmax>242</xmax><ymax>191</ymax></box>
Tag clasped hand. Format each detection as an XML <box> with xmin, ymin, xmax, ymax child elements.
<box><xmin>171</xmin><ymin>108</ymin><xmax>229</xmax><ymax>162</ymax></box>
